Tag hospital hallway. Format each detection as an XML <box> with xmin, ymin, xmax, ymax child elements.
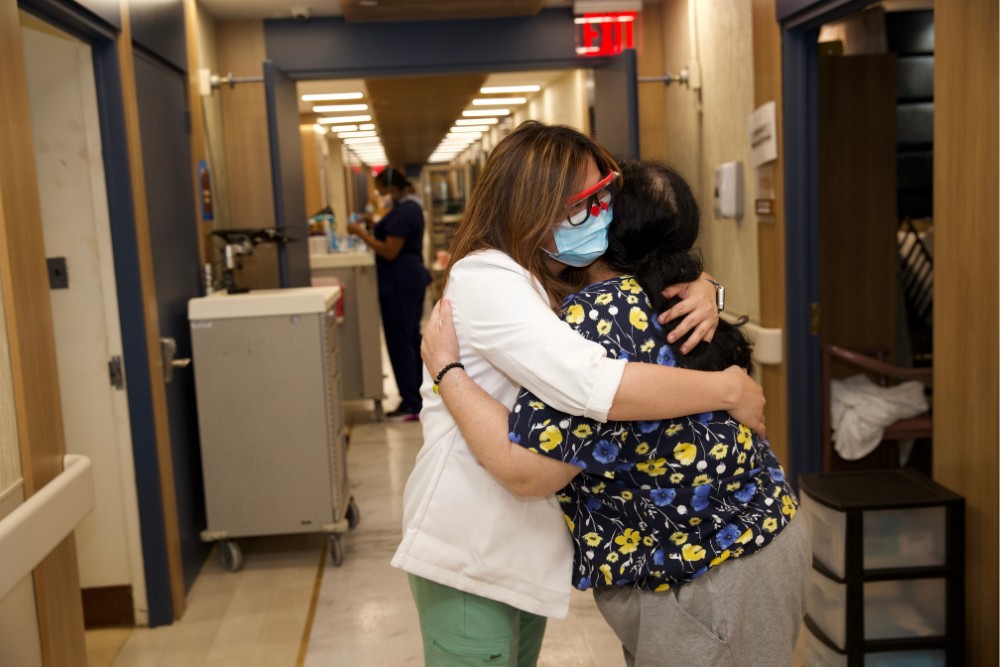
<box><xmin>82</xmin><ymin>344</ymin><xmax>814</xmax><ymax>667</ymax></box>
<box><xmin>82</xmin><ymin>352</ymin><xmax>629</xmax><ymax>666</ymax></box>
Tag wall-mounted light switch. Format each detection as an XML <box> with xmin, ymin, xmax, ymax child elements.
<box><xmin>47</xmin><ymin>257</ymin><xmax>69</xmax><ymax>289</ymax></box>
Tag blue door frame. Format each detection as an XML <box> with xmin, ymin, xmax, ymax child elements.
<box><xmin>779</xmin><ymin>0</ymin><xmax>874</xmax><ymax>480</ymax></box>
<box><xmin>18</xmin><ymin>0</ymin><xmax>176</xmax><ymax>625</ymax></box>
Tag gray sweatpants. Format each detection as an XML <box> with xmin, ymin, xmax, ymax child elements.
<box><xmin>593</xmin><ymin>515</ymin><xmax>811</xmax><ymax>667</ymax></box>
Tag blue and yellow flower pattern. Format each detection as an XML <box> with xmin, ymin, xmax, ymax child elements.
<box><xmin>508</xmin><ymin>277</ymin><xmax>798</xmax><ymax>592</ymax></box>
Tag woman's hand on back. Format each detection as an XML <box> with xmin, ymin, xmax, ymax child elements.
<box><xmin>657</xmin><ymin>272</ymin><xmax>720</xmax><ymax>353</ymax></box>
<box><xmin>422</xmin><ymin>299</ymin><xmax>461</xmax><ymax>379</ymax></box>
<box><xmin>723</xmin><ymin>365</ymin><xmax>767</xmax><ymax>437</ymax></box>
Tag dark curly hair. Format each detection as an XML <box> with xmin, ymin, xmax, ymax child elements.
<box><xmin>606</xmin><ymin>158</ymin><xmax>753</xmax><ymax>375</ymax></box>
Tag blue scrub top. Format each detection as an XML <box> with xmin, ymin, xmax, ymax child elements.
<box><xmin>373</xmin><ymin>198</ymin><xmax>431</xmax><ymax>297</ymax></box>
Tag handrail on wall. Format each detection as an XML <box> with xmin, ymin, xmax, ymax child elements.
<box><xmin>0</xmin><ymin>455</ymin><xmax>94</xmax><ymax>600</ymax></box>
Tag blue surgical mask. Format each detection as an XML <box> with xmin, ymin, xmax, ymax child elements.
<box><xmin>545</xmin><ymin>204</ymin><xmax>614</xmax><ymax>267</ymax></box>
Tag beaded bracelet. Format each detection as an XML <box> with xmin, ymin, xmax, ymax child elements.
<box><xmin>432</xmin><ymin>362</ymin><xmax>465</xmax><ymax>394</ymax></box>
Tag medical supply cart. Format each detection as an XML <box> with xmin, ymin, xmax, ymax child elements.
<box><xmin>189</xmin><ymin>287</ymin><xmax>359</xmax><ymax>570</ymax></box>
<box><xmin>310</xmin><ymin>251</ymin><xmax>386</xmax><ymax>419</ymax></box>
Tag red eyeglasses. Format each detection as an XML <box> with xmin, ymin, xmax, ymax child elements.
<box><xmin>563</xmin><ymin>170</ymin><xmax>618</xmax><ymax>227</ymax></box>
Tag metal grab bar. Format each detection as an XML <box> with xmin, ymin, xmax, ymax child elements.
<box><xmin>0</xmin><ymin>454</ymin><xmax>94</xmax><ymax>600</ymax></box>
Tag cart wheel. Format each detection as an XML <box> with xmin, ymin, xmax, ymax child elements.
<box><xmin>347</xmin><ymin>497</ymin><xmax>361</xmax><ymax>529</ymax></box>
<box><xmin>329</xmin><ymin>535</ymin><xmax>345</xmax><ymax>567</ymax></box>
<box><xmin>374</xmin><ymin>399</ymin><xmax>385</xmax><ymax>422</ymax></box>
<box><xmin>219</xmin><ymin>540</ymin><xmax>243</xmax><ymax>572</ymax></box>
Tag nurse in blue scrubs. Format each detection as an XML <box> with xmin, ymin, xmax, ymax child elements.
<box><xmin>348</xmin><ymin>166</ymin><xmax>431</xmax><ymax>420</ymax></box>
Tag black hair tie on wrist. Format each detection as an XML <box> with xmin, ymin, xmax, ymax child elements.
<box><xmin>432</xmin><ymin>362</ymin><xmax>464</xmax><ymax>394</ymax></box>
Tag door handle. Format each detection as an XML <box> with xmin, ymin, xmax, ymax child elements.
<box><xmin>160</xmin><ymin>337</ymin><xmax>191</xmax><ymax>384</ymax></box>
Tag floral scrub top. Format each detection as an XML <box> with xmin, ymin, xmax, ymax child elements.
<box><xmin>507</xmin><ymin>276</ymin><xmax>799</xmax><ymax>592</ymax></box>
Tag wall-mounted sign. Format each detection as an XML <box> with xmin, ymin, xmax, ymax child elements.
<box><xmin>575</xmin><ymin>12</ymin><xmax>639</xmax><ymax>57</ymax></box>
<box><xmin>747</xmin><ymin>101</ymin><xmax>778</xmax><ymax>168</ymax></box>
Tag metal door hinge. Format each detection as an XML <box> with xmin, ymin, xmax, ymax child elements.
<box><xmin>108</xmin><ymin>355</ymin><xmax>124</xmax><ymax>390</ymax></box>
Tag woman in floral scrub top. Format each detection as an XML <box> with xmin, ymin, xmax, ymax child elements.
<box><xmin>424</xmin><ymin>160</ymin><xmax>811</xmax><ymax>666</ymax></box>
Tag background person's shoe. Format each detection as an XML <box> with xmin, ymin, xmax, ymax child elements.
<box><xmin>385</xmin><ymin>404</ymin><xmax>412</xmax><ymax>419</ymax></box>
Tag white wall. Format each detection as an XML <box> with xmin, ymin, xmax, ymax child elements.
<box><xmin>660</xmin><ymin>0</ymin><xmax>761</xmax><ymax>320</ymax></box>
<box><xmin>518</xmin><ymin>69</ymin><xmax>590</xmax><ymax>132</ymax></box>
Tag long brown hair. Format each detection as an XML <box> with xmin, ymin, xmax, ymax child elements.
<box><xmin>444</xmin><ymin>121</ymin><xmax>620</xmax><ymax>307</ymax></box>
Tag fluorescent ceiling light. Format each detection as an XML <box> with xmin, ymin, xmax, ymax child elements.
<box><xmin>455</xmin><ymin>118</ymin><xmax>497</xmax><ymax>126</ymax></box>
<box><xmin>447</xmin><ymin>132</ymin><xmax>482</xmax><ymax>139</ymax></box>
<box><xmin>358</xmin><ymin>123</ymin><xmax>376</xmax><ymax>130</ymax></box>
<box><xmin>337</xmin><ymin>130</ymin><xmax>378</xmax><ymax>138</ymax></box>
<box><xmin>317</xmin><ymin>115</ymin><xmax>372</xmax><ymax>124</ymax></box>
<box><xmin>472</xmin><ymin>97</ymin><xmax>526</xmax><ymax>106</ymax></box>
<box><xmin>450</xmin><ymin>125</ymin><xmax>490</xmax><ymax>133</ymax></box>
<box><xmin>327</xmin><ymin>124</ymin><xmax>358</xmax><ymax>132</ymax></box>
<box><xmin>313</xmin><ymin>103</ymin><xmax>369</xmax><ymax>113</ymax></box>
<box><xmin>462</xmin><ymin>109</ymin><xmax>510</xmax><ymax>117</ymax></box>
<box><xmin>344</xmin><ymin>137</ymin><xmax>382</xmax><ymax>145</ymax></box>
<box><xmin>301</xmin><ymin>92</ymin><xmax>364</xmax><ymax>101</ymax></box>
<box><xmin>313</xmin><ymin>124</ymin><xmax>327</xmax><ymax>134</ymax></box>
<box><xmin>480</xmin><ymin>85</ymin><xmax>540</xmax><ymax>94</ymax></box>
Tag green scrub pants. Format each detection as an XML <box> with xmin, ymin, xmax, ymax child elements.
<box><xmin>408</xmin><ymin>574</ymin><xmax>547</xmax><ymax>666</ymax></box>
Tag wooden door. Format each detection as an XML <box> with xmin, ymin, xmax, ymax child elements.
<box><xmin>818</xmin><ymin>54</ymin><xmax>898</xmax><ymax>357</ymax></box>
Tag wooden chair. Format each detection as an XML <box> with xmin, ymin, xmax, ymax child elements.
<box><xmin>820</xmin><ymin>344</ymin><xmax>933</xmax><ymax>472</ymax></box>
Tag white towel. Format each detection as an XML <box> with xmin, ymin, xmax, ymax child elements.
<box><xmin>830</xmin><ymin>374</ymin><xmax>929</xmax><ymax>461</ymax></box>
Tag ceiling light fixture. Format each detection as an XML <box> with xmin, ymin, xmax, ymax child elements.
<box><xmin>446</xmin><ymin>132</ymin><xmax>482</xmax><ymax>139</ymax></box>
<box><xmin>312</xmin><ymin>103</ymin><xmax>369</xmax><ymax>113</ymax></box>
<box><xmin>317</xmin><ymin>115</ymin><xmax>372</xmax><ymax>124</ymax></box>
<box><xmin>301</xmin><ymin>92</ymin><xmax>364</xmax><ymax>101</ymax></box>
<box><xmin>327</xmin><ymin>124</ymin><xmax>358</xmax><ymax>132</ymax></box>
<box><xmin>455</xmin><ymin>118</ymin><xmax>497</xmax><ymax>126</ymax></box>
<box><xmin>344</xmin><ymin>137</ymin><xmax>382</xmax><ymax>145</ymax></box>
<box><xmin>337</xmin><ymin>130</ymin><xmax>378</xmax><ymax>138</ymax></box>
<box><xmin>462</xmin><ymin>109</ymin><xmax>510</xmax><ymax>117</ymax></box>
<box><xmin>472</xmin><ymin>97</ymin><xmax>526</xmax><ymax>106</ymax></box>
<box><xmin>450</xmin><ymin>125</ymin><xmax>490</xmax><ymax>133</ymax></box>
<box><xmin>480</xmin><ymin>85</ymin><xmax>540</xmax><ymax>94</ymax></box>
<box><xmin>358</xmin><ymin>123</ymin><xmax>376</xmax><ymax>131</ymax></box>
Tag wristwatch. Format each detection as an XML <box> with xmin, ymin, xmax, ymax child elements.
<box><xmin>705</xmin><ymin>278</ymin><xmax>725</xmax><ymax>313</ymax></box>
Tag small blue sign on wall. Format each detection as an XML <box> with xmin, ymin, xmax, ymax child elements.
<box><xmin>198</xmin><ymin>160</ymin><xmax>214</xmax><ymax>222</ymax></box>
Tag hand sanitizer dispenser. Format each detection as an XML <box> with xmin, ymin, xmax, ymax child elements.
<box><xmin>714</xmin><ymin>161</ymin><xmax>743</xmax><ymax>219</ymax></box>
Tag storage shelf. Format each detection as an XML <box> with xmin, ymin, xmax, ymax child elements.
<box><xmin>799</xmin><ymin>470</ymin><xmax>965</xmax><ymax>666</ymax></box>
<box><xmin>805</xmin><ymin>616</ymin><xmax>950</xmax><ymax>654</ymax></box>
<box><xmin>812</xmin><ymin>558</ymin><xmax>957</xmax><ymax>583</ymax></box>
